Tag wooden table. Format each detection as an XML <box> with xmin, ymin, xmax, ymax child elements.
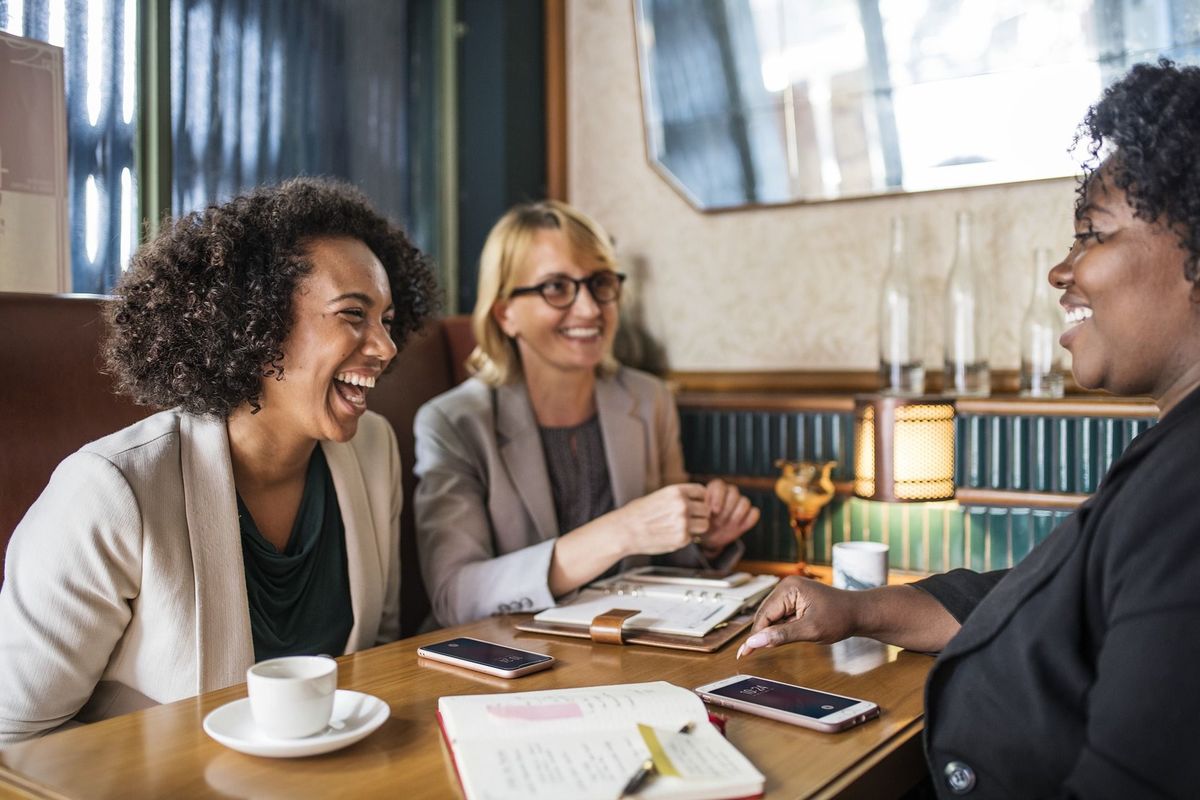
<box><xmin>0</xmin><ymin>617</ymin><xmax>932</xmax><ymax>799</ymax></box>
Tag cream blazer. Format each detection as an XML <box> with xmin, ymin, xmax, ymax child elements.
<box><xmin>414</xmin><ymin>367</ymin><xmax>740</xmax><ymax>628</ymax></box>
<box><xmin>0</xmin><ymin>409</ymin><xmax>401</xmax><ymax>744</ymax></box>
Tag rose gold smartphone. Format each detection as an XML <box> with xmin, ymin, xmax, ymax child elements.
<box><xmin>417</xmin><ymin>637</ymin><xmax>555</xmax><ymax>679</ymax></box>
<box><xmin>695</xmin><ymin>675</ymin><xmax>879</xmax><ymax>733</ymax></box>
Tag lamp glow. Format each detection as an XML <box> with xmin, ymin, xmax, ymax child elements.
<box><xmin>853</xmin><ymin>396</ymin><xmax>955</xmax><ymax>503</ymax></box>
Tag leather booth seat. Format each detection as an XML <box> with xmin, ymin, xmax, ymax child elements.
<box><xmin>0</xmin><ymin>292</ymin><xmax>474</xmax><ymax>636</ymax></box>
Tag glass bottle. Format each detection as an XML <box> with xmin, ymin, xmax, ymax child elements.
<box><xmin>1020</xmin><ymin>248</ymin><xmax>1064</xmax><ymax>397</ymax></box>
<box><xmin>942</xmin><ymin>210</ymin><xmax>990</xmax><ymax>396</ymax></box>
<box><xmin>878</xmin><ymin>217</ymin><xmax>924</xmax><ymax>394</ymax></box>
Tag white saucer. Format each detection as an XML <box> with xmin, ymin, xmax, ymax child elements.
<box><xmin>203</xmin><ymin>689</ymin><xmax>389</xmax><ymax>758</ymax></box>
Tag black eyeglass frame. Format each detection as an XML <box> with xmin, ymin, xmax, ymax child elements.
<box><xmin>507</xmin><ymin>271</ymin><xmax>627</xmax><ymax>308</ymax></box>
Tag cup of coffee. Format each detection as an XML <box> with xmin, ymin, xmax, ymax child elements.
<box><xmin>246</xmin><ymin>656</ymin><xmax>337</xmax><ymax>739</ymax></box>
<box><xmin>832</xmin><ymin>541</ymin><xmax>889</xmax><ymax>591</ymax></box>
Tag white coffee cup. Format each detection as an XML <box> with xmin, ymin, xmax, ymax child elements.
<box><xmin>832</xmin><ymin>541</ymin><xmax>889</xmax><ymax>591</ymax></box>
<box><xmin>246</xmin><ymin>656</ymin><xmax>337</xmax><ymax>739</ymax></box>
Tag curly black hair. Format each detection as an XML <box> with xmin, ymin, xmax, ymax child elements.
<box><xmin>104</xmin><ymin>177</ymin><xmax>440</xmax><ymax>417</ymax></box>
<box><xmin>1075</xmin><ymin>59</ymin><xmax>1200</xmax><ymax>283</ymax></box>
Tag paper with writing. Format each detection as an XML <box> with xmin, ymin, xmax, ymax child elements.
<box><xmin>438</xmin><ymin>682</ymin><xmax>764</xmax><ymax>800</ymax></box>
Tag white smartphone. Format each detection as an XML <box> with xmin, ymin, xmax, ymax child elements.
<box><xmin>694</xmin><ymin>675</ymin><xmax>879</xmax><ymax>733</ymax></box>
<box><xmin>417</xmin><ymin>637</ymin><xmax>555</xmax><ymax>679</ymax></box>
<box><xmin>624</xmin><ymin>566</ymin><xmax>752</xmax><ymax>588</ymax></box>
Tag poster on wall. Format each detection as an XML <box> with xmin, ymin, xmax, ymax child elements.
<box><xmin>0</xmin><ymin>31</ymin><xmax>68</xmax><ymax>293</ymax></box>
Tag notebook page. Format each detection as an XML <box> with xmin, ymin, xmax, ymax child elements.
<box><xmin>439</xmin><ymin>681</ymin><xmax>704</xmax><ymax>741</ymax></box>
<box><xmin>450</xmin><ymin>721</ymin><xmax>762</xmax><ymax>800</ymax></box>
<box><xmin>640</xmin><ymin>724</ymin><xmax>765</xmax><ymax>798</ymax></box>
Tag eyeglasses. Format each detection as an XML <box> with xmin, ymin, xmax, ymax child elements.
<box><xmin>508</xmin><ymin>271</ymin><xmax>626</xmax><ymax>309</ymax></box>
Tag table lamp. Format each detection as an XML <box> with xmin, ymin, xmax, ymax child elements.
<box><xmin>853</xmin><ymin>395</ymin><xmax>956</xmax><ymax>502</ymax></box>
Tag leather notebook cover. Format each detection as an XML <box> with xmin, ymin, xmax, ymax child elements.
<box><xmin>514</xmin><ymin>612</ymin><xmax>753</xmax><ymax>653</ymax></box>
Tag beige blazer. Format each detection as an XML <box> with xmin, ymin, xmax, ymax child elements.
<box><xmin>414</xmin><ymin>367</ymin><xmax>739</xmax><ymax>627</ymax></box>
<box><xmin>0</xmin><ymin>409</ymin><xmax>401</xmax><ymax>744</ymax></box>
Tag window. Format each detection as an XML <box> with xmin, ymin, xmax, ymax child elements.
<box><xmin>2</xmin><ymin>0</ymin><xmax>138</xmax><ymax>293</ymax></box>
<box><xmin>170</xmin><ymin>0</ymin><xmax>413</xmax><ymax>224</ymax></box>
<box><xmin>1</xmin><ymin>0</ymin><xmax>433</xmax><ymax>293</ymax></box>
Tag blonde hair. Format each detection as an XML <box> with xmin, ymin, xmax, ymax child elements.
<box><xmin>467</xmin><ymin>200</ymin><xmax>622</xmax><ymax>385</ymax></box>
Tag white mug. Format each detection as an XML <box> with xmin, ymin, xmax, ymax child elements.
<box><xmin>832</xmin><ymin>541</ymin><xmax>889</xmax><ymax>591</ymax></box>
<box><xmin>246</xmin><ymin>656</ymin><xmax>337</xmax><ymax>739</ymax></box>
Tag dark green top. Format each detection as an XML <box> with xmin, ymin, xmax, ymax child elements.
<box><xmin>238</xmin><ymin>447</ymin><xmax>354</xmax><ymax>662</ymax></box>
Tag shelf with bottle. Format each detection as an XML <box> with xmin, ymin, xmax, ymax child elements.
<box><xmin>878</xmin><ymin>216</ymin><xmax>925</xmax><ymax>396</ymax></box>
<box><xmin>1020</xmin><ymin>248</ymin><xmax>1065</xmax><ymax>398</ymax></box>
<box><xmin>943</xmin><ymin>210</ymin><xmax>990</xmax><ymax>397</ymax></box>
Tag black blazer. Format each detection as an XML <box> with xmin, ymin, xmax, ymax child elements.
<box><xmin>915</xmin><ymin>388</ymin><xmax>1200</xmax><ymax>799</ymax></box>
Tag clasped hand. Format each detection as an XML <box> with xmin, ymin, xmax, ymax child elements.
<box><xmin>619</xmin><ymin>479</ymin><xmax>759</xmax><ymax>557</ymax></box>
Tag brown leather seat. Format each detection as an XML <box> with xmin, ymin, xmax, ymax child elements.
<box><xmin>0</xmin><ymin>292</ymin><xmax>471</xmax><ymax>636</ymax></box>
<box><xmin>370</xmin><ymin>317</ymin><xmax>469</xmax><ymax>634</ymax></box>
<box><xmin>0</xmin><ymin>294</ymin><xmax>151</xmax><ymax>586</ymax></box>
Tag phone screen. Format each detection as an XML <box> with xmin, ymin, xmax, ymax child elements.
<box><xmin>707</xmin><ymin>677</ymin><xmax>859</xmax><ymax>718</ymax></box>
<box><xmin>420</xmin><ymin>638</ymin><xmax>552</xmax><ymax>671</ymax></box>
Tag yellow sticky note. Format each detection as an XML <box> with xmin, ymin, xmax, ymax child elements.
<box><xmin>636</xmin><ymin>723</ymin><xmax>681</xmax><ymax>777</ymax></box>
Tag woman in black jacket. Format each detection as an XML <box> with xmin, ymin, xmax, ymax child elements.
<box><xmin>741</xmin><ymin>60</ymin><xmax>1200</xmax><ymax>800</ymax></box>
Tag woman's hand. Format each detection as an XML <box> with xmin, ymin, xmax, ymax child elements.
<box><xmin>616</xmin><ymin>483</ymin><xmax>711</xmax><ymax>556</ymax></box>
<box><xmin>737</xmin><ymin>577</ymin><xmax>860</xmax><ymax>657</ymax></box>
<box><xmin>737</xmin><ymin>579</ymin><xmax>962</xmax><ymax>657</ymax></box>
<box><xmin>549</xmin><ymin>484</ymin><xmax>709</xmax><ymax>597</ymax></box>
<box><xmin>698</xmin><ymin>479</ymin><xmax>759</xmax><ymax>557</ymax></box>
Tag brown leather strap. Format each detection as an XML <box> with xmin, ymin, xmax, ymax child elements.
<box><xmin>589</xmin><ymin>608</ymin><xmax>641</xmax><ymax>645</ymax></box>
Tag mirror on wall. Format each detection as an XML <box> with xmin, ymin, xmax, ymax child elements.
<box><xmin>633</xmin><ymin>0</ymin><xmax>1200</xmax><ymax>210</ymax></box>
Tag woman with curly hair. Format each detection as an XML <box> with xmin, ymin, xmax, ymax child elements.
<box><xmin>414</xmin><ymin>200</ymin><xmax>758</xmax><ymax>627</ymax></box>
<box><xmin>739</xmin><ymin>60</ymin><xmax>1200</xmax><ymax>797</ymax></box>
<box><xmin>0</xmin><ymin>178</ymin><xmax>437</xmax><ymax>743</ymax></box>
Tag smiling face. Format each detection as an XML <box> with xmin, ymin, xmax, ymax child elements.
<box><xmin>256</xmin><ymin>236</ymin><xmax>398</xmax><ymax>443</ymax></box>
<box><xmin>492</xmin><ymin>229</ymin><xmax>619</xmax><ymax>382</ymax></box>
<box><xmin>1049</xmin><ymin>173</ymin><xmax>1200</xmax><ymax>407</ymax></box>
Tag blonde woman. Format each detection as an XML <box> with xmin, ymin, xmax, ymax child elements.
<box><xmin>415</xmin><ymin>201</ymin><xmax>758</xmax><ymax>627</ymax></box>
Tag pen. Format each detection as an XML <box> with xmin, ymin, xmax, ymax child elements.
<box><xmin>619</xmin><ymin>758</ymin><xmax>655</xmax><ymax>798</ymax></box>
<box><xmin>619</xmin><ymin>723</ymin><xmax>695</xmax><ymax>797</ymax></box>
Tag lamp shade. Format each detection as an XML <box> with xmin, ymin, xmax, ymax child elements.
<box><xmin>853</xmin><ymin>395</ymin><xmax>956</xmax><ymax>502</ymax></box>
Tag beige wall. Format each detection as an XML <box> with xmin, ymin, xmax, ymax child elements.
<box><xmin>567</xmin><ymin>1</ymin><xmax>1078</xmax><ymax>373</ymax></box>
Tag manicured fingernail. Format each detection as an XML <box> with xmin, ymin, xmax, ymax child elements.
<box><xmin>745</xmin><ymin>633</ymin><xmax>769</xmax><ymax>649</ymax></box>
<box><xmin>735</xmin><ymin>644</ymin><xmax>748</xmax><ymax>659</ymax></box>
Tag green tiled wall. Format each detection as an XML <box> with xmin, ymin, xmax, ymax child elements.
<box><xmin>955</xmin><ymin>414</ymin><xmax>1153</xmax><ymax>492</ymax></box>
<box><xmin>680</xmin><ymin>406</ymin><xmax>1151</xmax><ymax>571</ymax></box>
<box><xmin>679</xmin><ymin>409</ymin><xmax>856</xmax><ymax>480</ymax></box>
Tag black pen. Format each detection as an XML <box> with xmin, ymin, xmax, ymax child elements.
<box><xmin>619</xmin><ymin>758</ymin><xmax>655</xmax><ymax>798</ymax></box>
<box><xmin>619</xmin><ymin>723</ymin><xmax>695</xmax><ymax>797</ymax></box>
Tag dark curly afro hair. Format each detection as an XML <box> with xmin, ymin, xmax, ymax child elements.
<box><xmin>104</xmin><ymin>178</ymin><xmax>440</xmax><ymax>417</ymax></box>
<box><xmin>1075</xmin><ymin>59</ymin><xmax>1200</xmax><ymax>284</ymax></box>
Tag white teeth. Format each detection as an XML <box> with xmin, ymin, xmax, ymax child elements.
<box><xmin>335</xmin><ymin>372</ymin><xmax>377</xmax><ymax>388</ymax></box>
<box><xmin>1064</xmin><ymin>307</ymin><xmax>1094</xmax><ymax>325</ymax></box>
<box><xmin>561</xmin><ymin>327</ymin><xmax>600</xmax><ymax>339</ymax></box>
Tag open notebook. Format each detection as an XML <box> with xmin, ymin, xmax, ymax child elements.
<box><xmin>438</xmin><ymin>682</ymin><xmax>765</xmax><ymax>800</ymax></box>
<box><xmin>531</xmin><ymin>573</ymin><xmax>780</xmax><ymax>638</ymax></box>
